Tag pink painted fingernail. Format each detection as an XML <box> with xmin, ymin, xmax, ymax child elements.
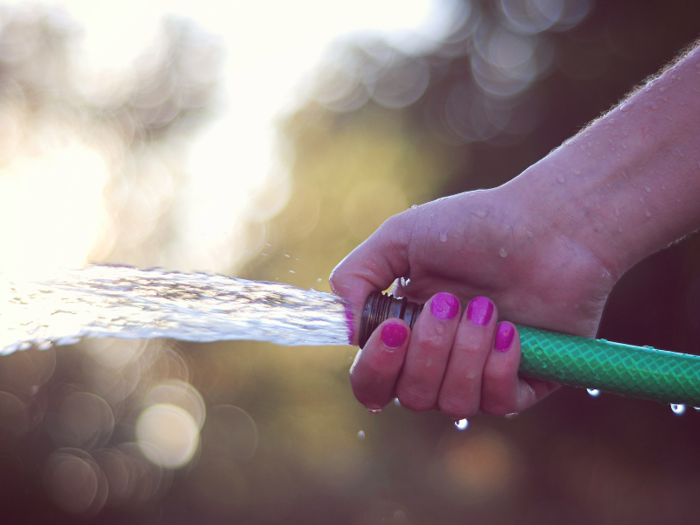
<box><xmin>495</xmin><ymin>323</ymin><xmax>515</xmax><ymax>352</ymax></box>
<box><xmin>430</xmin><ymin>292</ymin><xmax>460</xmax><ymax>320</ymax></box>
<box><xmin>466</xmin><ymin>296</ymin><xmax>494</xmax><ymax>326</ymax></box>
<box><xmin>381</xmin><ymin>321</ymin><xmax>407</xmax><ymax>349</ymax></box>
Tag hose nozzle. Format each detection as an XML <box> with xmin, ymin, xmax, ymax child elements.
<box><xmin>359</xmin><ymin>291</ymin><xmax>423</xmax><ymax>348</ymax></box>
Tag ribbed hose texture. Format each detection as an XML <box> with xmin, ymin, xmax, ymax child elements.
<box><xmin>518</xmin><ymin>326</ymin><xmax>700</xmax><ymax>405</ymax></box>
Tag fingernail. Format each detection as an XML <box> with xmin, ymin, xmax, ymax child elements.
<box><xmin>430</xmin><ymin>292</ymin><xmax>460</xmax><ymax>320</ymax></box>
<box><xmin>495</xmin><ymin>322</ymin><xmax>515</xmax><ymax>352</ymax></box>
<box><xmin>466</xmin><ymin>296</ymin><xmax>494</xmax><ymax>326</ymax></box>
<box><xmin>381</xmin><ymin>321</ymin><xmax>407</xmax><ymax>348</ymax></box>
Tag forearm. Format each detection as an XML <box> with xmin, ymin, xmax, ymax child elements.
<box><xmin>506</xmin><ymin>43</ymin><xmax>700</xmax><ymax>280</ymax></box>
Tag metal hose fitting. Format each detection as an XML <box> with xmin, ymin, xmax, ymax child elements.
<box><xmin>359</xmin><ymin>291</ymin><xmax>423</xmax><ymax>348</ymax></box>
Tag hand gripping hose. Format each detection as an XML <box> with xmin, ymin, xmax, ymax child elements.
<box><xmin>361</xmin><ymin>292</ymin><xmax>700</xmax><ymax>406</ymax></box>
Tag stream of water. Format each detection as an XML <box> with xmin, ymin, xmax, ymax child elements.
<box><xmin>0</xmin><ymin>265</ymin><xmax>352</xmax><ymax>354</ymax></box>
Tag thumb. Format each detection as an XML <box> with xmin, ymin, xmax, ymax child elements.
<box><xmin>330</xmin><ymin>214</ymin><xmax>412</xmax><ymax>345</ymax></box>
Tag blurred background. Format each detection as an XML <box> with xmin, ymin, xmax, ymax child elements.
<box><xmin>1</xmin><ymin>0</ymin><xmax>700</xmax><ymax>523</ymax></box>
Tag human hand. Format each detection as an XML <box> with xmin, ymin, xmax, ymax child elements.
<box><xmin>331</xmin><ymin>184</ymin><xmax>618</xmax><ymax>417</ymax></box>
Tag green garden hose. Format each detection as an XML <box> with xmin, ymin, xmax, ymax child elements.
<box><xmin>361</xmin><ymin>292</ymin><xmax>700</xmax><ymax>406</ymax></box>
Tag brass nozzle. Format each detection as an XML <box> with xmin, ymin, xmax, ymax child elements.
<box><xmin>359</xmin><ymin>291</ymin><xmax>423</xmax><ymax>348</ymax></box>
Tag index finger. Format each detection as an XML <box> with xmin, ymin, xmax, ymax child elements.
<box><xmin>330</xmin><ymin>214</ymin><xmax>413</xmax><ymax>345</ymax></box>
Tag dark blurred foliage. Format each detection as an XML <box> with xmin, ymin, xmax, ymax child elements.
<box><xmin>4</xmin><ymin>1</ymin><xmax>700</xmax><ymax>524</ymax></box>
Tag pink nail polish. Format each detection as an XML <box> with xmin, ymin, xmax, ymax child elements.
<box><xmin>381</xmin><ymin>321</ymin><xmax>407</xmax><ymax>348</ymax></box>
<box><xmin>466</xmin><ymin>297</ymin><xmax>494</xmax><ymax>326</ymax></box>
<box><xmin>430</xmin><ymin>292</ymin><xmax>460</xmax><ymax>320</ymax></box>
<box><xmin>495</xmin><ymin>323</ymin><xmax>515</xmax><ymax>352</ymax></box>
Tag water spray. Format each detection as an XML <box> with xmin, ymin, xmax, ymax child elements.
<box><xmin>360</xmin><ymin>291</ymin><xmax>700</xmax><ymax>407</ymax></box>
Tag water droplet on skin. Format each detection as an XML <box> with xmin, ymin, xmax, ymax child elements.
<box><xmin>639</xmin><ymin>196</ymin><xmax>644</xmax><ymax>204</ymax></box>
<box><xmin>571</xmin><ymin>169</ymin><xmax>581</xmax><ymax>176</ymax></box>
<box><xmin>621</xmin><ymin>143</ymin><xmax>628</xmax><ymax>150</ymax></box>
<box><xmin>586</xmin><ymin>152</ymin><xmax>591</xmax><ymax>157</ymax></box>
<box><xmin>677</xmin><ymin>198</ymin><xmax>682</xmax><ymax>203</ymax></box>
<box><xmin>474</xmin><ymin>209</ymin><xmax>489</xmax><ymax>218</ymax></box>
<box><xmin>411</xmin><ymin>204</ymin><xmax>418</xmax><ymax>209</ymax></box>
<box><xmin>622</xmin><ymin>171</ymin><xmax>628</xmax><ymax>180</ymax></box>
<box><xmin>505</xmin><ymin>413</ymin><xmax>518</xmax><ymax>419</ymax></box>
<box><xmin>662</xmin><ymin>185</ymin><xmax>666</xmax><ymax>190</ymax></box>
<box><xmin>587</xmin><ymin>388</ymin><xmax>601</xmax><ymax>397</ymax></box>
<box><xmin>368</xmin><ymin>408</ymin><xmax>382</xmax><ymax>414</ymax></box>
<box><xmin>580</xmin><ymin>145</ymin><xmax>586</xmax><ymax>151</ymax></box>
<box><xmin>426</xmin><ymin>358</ymin><xmax>433</xmax><ymax>368</ymax></box>
<box><xmin>588</xmin><ymin>142</ymin><xmax>593</xmax><ymax>147</ymax></box>
<box><xmin>439</xmin><ymin>231</ymin><xmax>448</xmax><ymax>242</ymax></box>
<box><xmin>660</xmin><ymin>86</ymin><xmax>667</xmax><ymax>92</ymax></box>
<box><xmin>618</xmin><ymin>227</ymin><xmax>623</xmax><ymax>233</ymax></box>
<box><xmin>499</xmin><ymin>248</ymin><xmax>508</xmax><ymax>258</ymax></box>
<box><xmin>671</xmin><ymin>404</ymin><xmax>686</xmax><ymax>415</ymax></box>
<box><xmin>619</xmin><ymin>102</ymin><xmax>633</xmax><ymax>112</ymax></box>
<box><xmin>615</xmin><ymin>206</ymin><xmax>620</xmax><ymax>216</ymax></box>
<box><xmin>526</xmin><ymin>229</ymin><xmax>534</xmax><ymax>238</ymax></box>
<box><xmin>645</xmin><ymin>209</ymin><xmax>651</xmax><ymax>217</ymax></box>
<box><xmin>644</xmin><ymin>102</ymin><xmax>659</xmax><ymax>110</ymax></box>
<box><xmin>645</xmin><ymin>185</ymin><xmax>651</xmax><ymax>193</ymax></box>
<box><xmin>657</xmin><ymin>95</ymin><xmax>669</xmax><ymax>103</ymax></box>
<box><xmin>357</xmin><ymin>430</ymin><xmax>365</xmax><ymax>439</ymax></box>
<box><xmin>664</xmin><ymin>115</ymin><xmax>674</xmax><ymax>122</ymax></box>
<box><xmin>394</xmin><ymin>398</ymin><xmax>401</xmax><ymax>406</ymax></box>
<box><xmin>623</xmin><ymin>130</ymin><xmax>628</xmax><ymax>136</ymax></box>
<box><xmin>608</xmin><ymin>119</ymin><xmax>615</xmax><ymax>125</ymax></box>
<box><xmin>556</xmin><ymin>174</ymin><xmax>566</xmax><ymax>184</ymax></box>
<box><xmin>454</xmin><ymin>419</ymin><xmax>469</xmax><ymax>431</ymax></box>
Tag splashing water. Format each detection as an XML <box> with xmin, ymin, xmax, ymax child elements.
<box><xmin>0</xmin><ymin>265</ymin><xmax>353</xmax><ymax>355</ymax></box>
<box><xmin>454</xmin><ymin>419</ymin><xmax>469</xmax><ymax>431</ymax></box>
<box><xmin>671</xmin><ymin>403</ymin><xmax>686</xmax><ymax>415</ymax></box>
<box><xmin>587</xmin><ymin>388</ymin><xmax>601</xmax><ymax>397</ymax></box>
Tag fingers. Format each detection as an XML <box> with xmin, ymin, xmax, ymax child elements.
<box><xmin>350</xmin><ymin>293</ymin><xmax>558</xmax><ymax>418</ymax></box>
<box><xmin>349</xmin><ymin>318</ymin><xmax>410</xmax><ymax>411</ymax></box>
<box><xmin>437</xmin><ymin>296</ymin><xmax>499</xmax><ymax>418</ymax></box>
<box><xmin>395</xmin><ymin>293</ymin><xmax>462</xmax><ymax>412</ymax></box>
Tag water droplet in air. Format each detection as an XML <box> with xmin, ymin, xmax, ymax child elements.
<box><xmin>455</xmin><ymin>419</ymin><xmax>469</xmax><ymax>431</ymax></box>
<box><xmin>499</xmin><ymin>248</ymin><xmax>508</xmax><ymax>258</ymax></box>
<box><xmin>368</xmin><ymin>408</ymin><xmax>382</xmax><ymax>415</ymax></box>
<box><xmin>317</xmin><ymin>278</ymin><xmax>322</xmax><ymax>282</ymax></box>
<box><xmin>556</xmin><ymin>174</ymin><xmax>566</xmax><ymax>184</ymax></box>
<box><xmin>289</xmin><ymin>270</ymin><xmax>296</xmax><ymax>274</ymax></box>
<box><xmin>439</xmin><ymin>231</ymin><xmax>448</xmax><ymax>242</ymax></box>
<box><xmin>394</xmin><ymin>398</ymin><xmax>401</xmax><ymax>406</ymax></box>
<box><xmin>671</xmin><ymin>404</ymin><xmax>686</xmax><ymax>415</ymax></box>
<box><xmin>357</xmin><ymin>430</ymin><xmax>365</xmax><ymax>439</ymax></box>
<box><xmin>587</xmin><ymin>388</ymin><xmax>601</xmax><ymax>397</ymax></box>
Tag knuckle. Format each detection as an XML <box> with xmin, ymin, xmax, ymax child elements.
<box><xmin>438</xmin><ymin>394</ymin><xmax>478</xmax><ymax>419</ymax></box>
<box><xmin>397</xmin><ymin>386</ymin><xmax>435</xmax><ymax>412</ymax></box>
<box><xmin>413</xmin><ymin>331</ymin><xmax>445</xmax><ymax>353</ymax></box>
